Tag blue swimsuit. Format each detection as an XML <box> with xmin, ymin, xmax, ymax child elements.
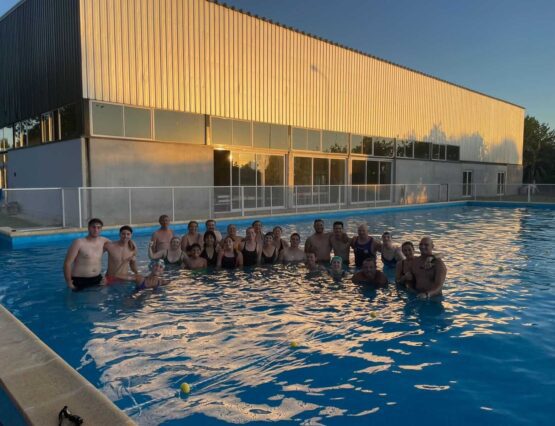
<box><xmin>353</xmin><ymin>237</ymin><xmax>376</xmax><ymax>268</ymax></box>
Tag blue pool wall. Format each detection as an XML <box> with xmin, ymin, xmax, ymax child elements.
<box><xmin>1</xmin><ymin>201</ymin><xmax>553</xmax><ymax>249</ymax></box>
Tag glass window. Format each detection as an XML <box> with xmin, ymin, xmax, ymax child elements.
<box><xmin>233</xmin><ymin>120</ymin><xmax>252</xmax><ymax>147</ymax></box>
<box><xmin>125</xmin><ymin>107</ymin><xmax>151</xmax><ymax>139</ymax></box>
<box><xmin>432</xmin><ymin>144</ymin><xmax>446</xmax><ymax>160</ymax></box>
<box><xmin>155</xmin><ymin>110</ymin><xmax>205</xmax><ymax>144</ymax></box>
<box><xmin>397</xmin><ymin>140</ymin><xmax>413</xmax><ymax>158</ymax></box>
<box><xmin>322</xmin><ymin>131</ymin><xmax>348</xmax><ymax>153</ymax></box>
<box><xmin>307</xmin><ymin>130</ymin><xmax>321</xmax><ymax>151</ymax></box>
<box><xmin>330</xmin><ymin>159</ymin><xmax>345</xmax><ymax>185</ymax></box>
<box><xmin>14</xmin><ymin>123</ymin><xmax>25</xmax><ymax>148</ymax></box>
<box><xmin>292</xmin><ymin>128</ymin><xmax>307</xmax><ymax>150</ymax></box>
<box><xmin>1</xmin><ymin>126</ymin><xmax>14</xmax><ymax>150</ymax></box>
<box><xmin>352</xmin><ymin>160</ymin><xmax>365</xmax><ymax>184</ymax></box>
<box><xmin>294</xmin><ymin>157</ymin><xmax>312</xmax><ymax>185</ymax></box>
<box><xmin>380</xmin><ymin>162</ymin><xmax>392</xmax><ymax>185</ymax></box>
<box><xmin>232</xmin><ymin>153</ymin><xmax>256</xmax><ymax>186</ymax></box>
<box><xmin>351</xmin><ymin>135</ymin><xmax>372</xmax><ymax>154</ymax></box>
<box><xmin>257</xmin><ymin>154</ymin><xmax>284</xmax><ymax>185</ymax></box>
<box><xmin>447</xmin><ymin>145</ymin><xmax>460</xmax><ymax>161</ymax></box>
<box><xmin>59</xmin><ymin>104</ymin><xmax>79</xmax><ymax>140</ymax></box>
<box><xmin>270</xmin><ymin>124</ymin><xmax>289</xmax><ymax>150</ymax></box>
<box><xmin>366</xmin><ymin>161</ymin><xmax>379</xmax><ymax>184</ymax></box>
<box><xmin>463</xmin><ymin>170</ymin><xmax>473</xmax><ymax>196</ymax></box>
<box><xmin>92</xmin><ymin>102</ymin><xmax>123</xmax><ymax>136</ymax></box>
<box><xmin>211</xmin><ymin>117</ymin><xmax>232</xmax><ymax>145</ymax></box>
<box><xmin>214</xmin><ymin>150</ymin><xmax>231</xmax><ymax>186</ymax></box>
<box><xmin>313</xmin><ymin>158</ymin><xmax>329</xmax><ymax>185</ymax></box>
<box><xmin>253</xmin><ymin>122</ymin><xmax>270</xmax><ymax>149</ymax></box>
<box><xmin>414</xmin><ymin>142</ymin><xmax>431</xmax><ymax>159</ymax></box>
<box><xmin>41</xmin><ymin>113</ymin><xmax>53</xmax><ymax>142</ymax></box>
<box><xmin>26</xmin><ymin>117</ymin><xmax>41</xmax><ymax>146</ymax></box>
<box><xmin>373</xmin><ymin>137</ymin><xmax>394</xmax><ymax>157</ymax></box>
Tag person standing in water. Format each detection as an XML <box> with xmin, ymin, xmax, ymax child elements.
<box><xmin>181</xmin><ymin>221</ymin><xmax>203</xmax><ymax>253</ymax></box>
<box><xmin>183</xmin><ymin>244</ymin><xmax>208</xmax><ymax>270</ymax></box>
<box><xmin>351</xmin><ymin>223</ymin><xmax>381</xmax><ymax>268</ymax></box>
<box><xmin>104</xmin><ymin>225</ymin><xmax>142</xmax><ymax>284</ymax></box>
<box><xmin>409</xmin><ymin>237</ymin><xmax>447</xmax><ymax>299</ymax></box>
<box><xmin>380</xmin><ymin>231</ymin><xmax>405</xmax><ymax>268</ymax></box>
<box><xmin>64</xmin><ymin>218</ymin><xmax>109</xmax><ymax>291</ymax></box>
<box><xmin>305</xmin><ymin>219</ymin><xmax>332</xmax><ymax>263</ymax></box>
<box><xmin>352</xmin><ymin>258</ymin><xmax>388</xmax><ymax>288</ymax></box>
<box><xmin>149</xmin><ymin>236</ymin><xmax>185</xmax><ymax>266</ymax></box>
<box><xmin>261</xmin><ymin>232</ymin><xmax>279</xmax><ymax>265</ymax></box>
<box><xmin>279</xmin><ymin>233</ymin><xmax>305</xmax><ymax>263</ymax></box>
<box><xmin>218</xmin><ymin>236</ymin><xmax>244</xmax><ymax>269</ymax></box>
<box><xmin>200</xmin><ymin>231</ymin><xmax>219</xmax><ymax>267</ymax></box>
<box><xmin>329</xmin><ymin>221</ymin><xmax>351</xmax><ymax>265</ymax></box>
<box><xmin>240</xmin><ymin>227</ymin><xmax>261</xmax><ymax>267</ymax></box>
<box><xmin>396</xmin><ymin>241</ymin><xmax>416</xmax><ymax>289</ymax></box>
<box><xmin>151</xmin><ymin>214</ymin><xmax>174</xmax><ymax>252</ymax></box>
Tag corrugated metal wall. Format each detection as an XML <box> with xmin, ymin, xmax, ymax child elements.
<box><xmin>0</xmin><ymin>0</ymin><xmax>82</xmax><ymax>127</ymax></box>
<box><xmin>78</xmin><ymin>0</ymin><xmax>524</xmax><ymax>164</ymax></box>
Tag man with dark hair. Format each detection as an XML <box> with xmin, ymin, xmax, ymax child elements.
<box><xmin>151</xmin><ymin>214</ymin><xmax>174</xmax><ymax>252</ymax></box>
<box><xmin>104</xmin><ymin>225</ymin><xmax>141</xmax><ymax>284</ymax></box>
<box><xmin>352</xmin><ymin>258</ymin><xmax>388</xmax><ymax>288</ymax></box>
<box><xmin>330</xmin><ymin>221</ymin><xmax>351</xmax><ymax>264</ymax></box>
<box><xmin>64</xmin><ymin>218</ymin><xmax>109</xmax><ymax>291</ymax></box>
<box><xmin>279</xmin><ymin>233</ymin><xmax>305</xmax><ymax>263</ymax></box>
<box><xmin>304</xmin><ymin>219</ymin><xmax>332</xmax><ymax>263</ymax></box>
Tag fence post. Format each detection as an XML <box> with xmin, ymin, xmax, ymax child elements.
<box><xmin>171</xmin><ymin>187</ymin><xmax>175</xmax><ymax>221</ymax></box>
<box><xmin>241</xmin><ymin>186</ymin><xmax>245</xmax><ymax>217</ymax></box>
<box><xmin>61</xmin><ymin>188</ymin><xmax>66</xmax><ymax>228</ymax></box>
<box><xmin>270</xmin><ymin>186</ymin><xmax>273</xmax><ymax>216</ymax></box>
<box><xmin>338</xmin><ymin>186</ymin><xmax>341</xmax><ymax>210</ymax></box>
<box><xmin>127</xmin><ymin>188</ymin><xmax>132</xmax><ymax>224</ymax></box>
<box><xmin>473</xmin><ymin>183</ymin><xmax>477</xmax><ymax>201</ymax></box>
<box><xmin>295</xmin><ymin>186</ymin><xmax>298</xmax><ymax>213</ymax></box>
<box><xmin>78</xmin><ymin>187</ymin><xmax>83</xmax><ymax>228</ymax></box>
<box><xmin>374</xmin><ymin>185</ymin><xmax>377</xmax><ymax>208</ymax></box>
<box><xmin>404</xmin><ymin>185</ymin><xmax>408</xmax><ymax>205</ymax></box>
<box><xmin>447</xmin><ymin>184</ymin><xmax>450</xmax><ymax>202</ymax></box>
<box><xmin>208</xmin><ymin>187</ymin><xmax>213</xmax><ymax>218</ymax></box>
<box><xmin>527</xmin><ymin>184</ymin><xmax>531</xmax><ymax>203</ymax></box>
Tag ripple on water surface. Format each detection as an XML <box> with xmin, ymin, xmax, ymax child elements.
<box><xmin>1</xmin><ymin>206</ymin><xmax>554</xmax><ymax>425</ymax></box>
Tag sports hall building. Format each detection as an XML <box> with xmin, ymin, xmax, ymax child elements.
<box><xmin>0</xmin><ymin>0</ymin><xmax>524</xmax><ymax>218</ymax></box>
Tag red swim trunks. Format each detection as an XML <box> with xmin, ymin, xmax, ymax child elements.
<box><xmin>105</xmin><ymin>275</ymin><xmax>126</xmax><ymax>285</ymax></box>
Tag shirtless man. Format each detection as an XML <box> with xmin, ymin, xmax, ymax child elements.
<box><xmin>63</xmin><ymin>218</ymin><xmax>109</xmax><ymax>291</ymax></box>
<box><xmin>329</xmin><ymin>221</ymin><xmax>351</xmax><ymax>264</ymax></box>
<box><xmin>104</xmin><ymin>225</ymin><xmax>141</xmax><ymax>284</ymax></box>
<box><xmin>408</xmin><ymin>237</ymin><xmax>447</xmax><ymax>299</ymax></box>
<box><xmin>205</xmin><ymin>219</ymin><xmax>222</xmax><ymax>242</ymax></box>
<box><xmin>151</xmin><ymin>214</ymin><xmax>174</xmax><ymax>252</ymax></box>
<box><xmin>279</xmin><ymin>233</ymin><xmax>305</xmax><ymax>263</ymax></box>
<box><xmin>380</xmin><ymin>231</ymin><xmax>405</xmax><ymax>269</ymax></box>
<box><xmin>304</xmin><ymin>219</ymin><xmax>332</xmax><ymax>263</ymax></box>
<box><xmin>305</xmin><ymin>251</ymin><xmax>325</xmax><ymax>273</ymax></box>
<box><xmin>352</xmin><ymin>258</ymin><xmax>388</xmax><ymax>288</ymax></box>
<box><xmin>223</xmin><ymin>224</ymin><xmax>243</xmax><ymax>249</ymax></box>
<box><xmin>351</xmin><ymin>223</ymin><xmax>382</xmax><ymax>268</ymax></box>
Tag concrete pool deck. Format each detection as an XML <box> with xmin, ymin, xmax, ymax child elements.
<box><xmin>1</xmin><ymin>200</ymin><xmax>554</xmax><ymax>249</ymax></box>
<box><xmin>0</xmin><ymin>305</ymin><xmax>135</xmax><ymax>425</ymax></box>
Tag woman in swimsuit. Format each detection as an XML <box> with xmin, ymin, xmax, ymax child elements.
<box><xmin>380</xmin><ymin>231</ymin><xmax>405</xmax><ymax>268</ymax></box>
<box><xmin>217</xmin><ymin>236</ymin><xmax>243</xmax><ymax>269</ymax></box>
<box><xmin>396</xmin><ymin>241</ymin><xmax>416</xmax><ymax>288</ymax></box>
<box><xmin>136</xmin><ymin>260</ymin><xmax>169</xmax><ymax>291</ymax></box>
<box><xmin>181</xmin><ymin>221</ymin><xmax>203</xmax><ymax>254</ymax></box>
<box><xmin>272</xmin><ymin>226</ymin><xmax>289</xmax><ymax>254</ymax></box>
<box><xmin>240</xmin><ymin>227</ymin><xmax>261</xmax><ymax>267</ymax></box>
<box><xmin>184</xmin><ymin>243</ymin><xmax>208</xmax><ymax>270</ymax></box>
<box><xmin>149</xmin><ymin>236</ymin><xmax>185</xmax><ymax>266</ymax></box>
<box><xmin>261</xmin><ymin>232</ymin><xmax>279</xmax><ymax>265</ymax></box>
<box><xmin>351</xmin><ymin>224</ymin><xmax>379</xmax><ymax>268</ymax></box>
<box><xmin>200</xmin><ymin>231</ymin><xmax>219</xmax><ymax>267</ymax></box>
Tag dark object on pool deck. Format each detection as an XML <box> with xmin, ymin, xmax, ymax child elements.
<box><xmin>58</xmin><ymin>405</ymin><xmax>83</xmax><ymax>425</ymax></box>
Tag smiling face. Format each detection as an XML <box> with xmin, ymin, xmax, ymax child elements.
<box><xmin>206</xmin><ymin>220</ymin><xmax>216</xmax><ymax>232</ymax></box>
<box><xmin>357</xmin><ymin>224</ymin><xmax>368</xmax><ymax>238</ymax></box>
<box><xmin>382</xmin><ymin>232</ymin><xmax>392</xmax><ymax>248</ymax></box>
<box><xmin>314</xmin><ymin>220</ymin><xmax>324</xmax><ymax>234</ymax></box>
<box><xmin>159</xmin><ymin>215</ymin><xmax>170</xmax><ymax>228</ymax></box>
<box><xmin>223</xmin><ymin>237</ymin><xmax>234</xmax><ymax>251</ymax></box>
<box><xmin>204</xmin><ymin>233</ymin><xmax>215</xmax><ymax>247</ymax></box>
<box><xmin>290</xmin><ymin>234</ymin><xmax>301</xmax><ymax>248</ymax></box>
<box><xmin>190</xmin><ymin>246</ymin><xmax>201</xmax><ymax>258</ymax></box>
<box><xmin>333</xmin><ymin>223</ymin><xmax>343</xmax><ymax>237</ymax></box>
<box><xmin>88</xmin><ymin>223</ymin><xmax>103</xmax><ymax>238</ymax></box>
<box><xmin>188</xmin><ymin>222</ymin><xmax>198</xmax><ymax>233</ymax></box>
<box><xmin>119</xmin><ymin>229</ymin><xmax>132</xmax><ymax>243</ymax></box>
<box><xmin>264</xmin><ymin>234</ymin><xmax>274</xmax><ymax>246</ymax></box>
<box><xmin>402</xmin><ymin>243</ymin><xmax>415</xmax><ymax>259</ymax></box>
<box><xmin>245</xmin><ymin>227</ymin><xmax>255</xmax><ymax>241</ymax></box>
<box><xmin>361</xmin><ymin>259</ymin><xmax>376</xmax><ymax>277</ymax></box>
<box><xmin>419</xmin><ymin>238</ymin><xmax>434</xmax><ymax>256</ymax></box>
<box><xmin>331</xmin><ymin>258</ymin><xmax>342</xmax><ymax>271</ymax></box>
<box><xmin>253</xmin><ymin>221</ymin><xmax>262</xmax><ymax>234</ymax></box>
<box><xmin>273</xmin><ymin>227</ymin><xmax>282</xmax><ymax>239</ymax></box>
<box><xmin>170</xmin><ymin>237</ymin><xmax>181</xmax><ymax>250</ymax></box>
<box><xmin>151</xmin><ymin>262</ymin><xmax>165</xmax><ymax>276</ymax></box>
<box><xmin>227</xmin><ymin>224</ymin><xmax>237</xmax><ymax>236</ymax></box>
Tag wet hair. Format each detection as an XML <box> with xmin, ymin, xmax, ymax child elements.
<box><xmin>362</xmin><ymin>257</ymin><xmax>376</xmax><ymax>265</ymax></box>
<box><xmin>203</xmin><ymin>231</ymin><xmax>217</xmax><ymax>243</ymax></box>
<box><xmin>290</xmin><ymin>232</ymin><xmax>300</xmax><ymax>240</ymax></box>
<box><xmin>190</xmin><ymin>243</ymin><xmax>201</xmax><ymax>251</ymax></box>
<box><xmin>382</xmin><ymin>231</ymin><xmax>392</xmax><ymax>238</ymax></box>
<box><xmin>119</xmin><ymin>225</ymin><xmax>132</xmax><ymax>234</ymax></box>
<box><xmin>252</xmin><ymin>220</ymin><xmax>262</xmax><ymax>227</ymax></box>
<box><xmin>306</xmin><ymin>250</ymin><xmax>318</xmax><ymax>258</ymax></box>
<box><xmin>188</xmin><ymin>220</ymin><xmax>198</xmax><ymax>229</ymax></box>
<box><xmin>333</xmin><ymin>221</ymin><xmax>344</xmax><ymax>228</ymax></box>
<box><xmin>88</xmin><ymin>218</ymin><xmax>103</xmax><ymax>227</ymax></box>
<box><xmin>264</xmin><ymin>232</ymin><xmax>274</xmax><ymax>239</ymax></box>
<box><xmin>227</xmin><ymin>223</ymin><xmax>237</xmax><ymax>231</ymax></box>
<box><xmin>170</xmin><ymin>236</ymin><xmax>181</xmax><ymax>244</ymax></box>
<box><xmin>205</xmin><ymin>219</ymin><xmax>216</xmax><ymax>226</ymax></box>
<box><xmin>273</xmin><ymin>226</ymin><xmax>282</xmax><ymax>232</ymax></box>
<box><xmin>314</xmin><ymin>219</ymin><xmax>324</xmax><ymax>225</ymax></box>
<box><xmin>402</xmin><ymin>241</ymin><xmax>414</xmax><ymax>250</ymax></box>
<box><xmin>158</xmin><ymin>214</ymin><xmax>170</xmax><ymax>222</ymax></box>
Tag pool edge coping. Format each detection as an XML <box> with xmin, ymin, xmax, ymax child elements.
<box><xmin>0</xmin><ymin>304</ymin><xmax>136</xmax><ymax>426</ymax></box>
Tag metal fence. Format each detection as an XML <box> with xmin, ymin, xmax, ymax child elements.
<box><xmin>1</xmin><ymin>183</ymin><xmax>554</xmax><ymax>230</ymax></box>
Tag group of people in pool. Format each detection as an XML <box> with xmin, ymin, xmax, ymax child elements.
<box><xmin>63</xmin><ymin>214</ymin><xmax>446</xmax><ymax>298</ymax></box>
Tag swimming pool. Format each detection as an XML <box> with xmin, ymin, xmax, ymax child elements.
<box><xmin>1</xmin><ymin>206</ymin><xmax>554</xmax><ymax>425</ymax></box>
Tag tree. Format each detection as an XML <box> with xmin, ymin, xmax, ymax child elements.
<box><xmin>523</xmin><ymin>115</ymin><xmax>555</xmax><ymax>183</ymax></box>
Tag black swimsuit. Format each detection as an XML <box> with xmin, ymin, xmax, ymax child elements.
<box><xmin>242</xmin><ymin>242</ymin><xmax>258</xmax><ymax>267</ymax></box>
<box><xmin>71</xmin><ymin>274</ymin><xmax>103</xmax><ymax>291</ymax></box>
<box><xmin>261</xmin><ymin>247</ymin><xmax>278</xmax><ymax>264</ymax></box>
<box><xmin>353</xmin><ymin>237</ymin><xmax>376</xmax><ymax>268</ymax></box>
<box><xmin>201</xmin><ymin>248</ymin><xmax>218</xmax><ymax>267</ymax></box>
<box><xmin>221</xmin><ymin>253</ymin><xmax>237</xmax><ymax>269</ymax></box>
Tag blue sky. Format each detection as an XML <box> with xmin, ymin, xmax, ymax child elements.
<box><xmin>1</xmin><ymin>0</ymin><xmax>553</xmax><ymax>128</ymax></box>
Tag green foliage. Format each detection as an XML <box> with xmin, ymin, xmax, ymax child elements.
<box><xmin>523</xmin><ymin>115</ymin><xmax>555</xmax><ymax>183</ymax></box>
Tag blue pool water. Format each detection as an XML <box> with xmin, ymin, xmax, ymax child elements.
<box><xmin>1</xmin><ymin>206</ymin><xmax>554</xmax><ymax>425</ymax></box>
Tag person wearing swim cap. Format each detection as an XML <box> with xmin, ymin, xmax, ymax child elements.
<box><xmin>136</xmin><ymin>260</ymin><xmax>169</xmax><ymax>291</ymax></box>
<box><xmin>328</xmin><ymin>256</ymin><xmax>346</xmax><ymax>279</ymax></box>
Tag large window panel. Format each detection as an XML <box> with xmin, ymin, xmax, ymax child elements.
<box><xmin>294</xmin><ymin>157</ymin><xmax>312</xmax><ymax>185</ymax></box>
<box><xmin>379</xmin><ymin>161</ymin><xmax>392</xmax><ymax>200</ymax></box>
<box><xmin>156</xmin><ymin>110</ymin><xmax>205</xmax><ymax>144</ymax></box>
<box><xmin>352</xmin><ymin>160</ymin><xmax>366</xmax><ymax>185</ymax></box>
<box><xmin>270</xmin><ymin>124</ymin><xmax>289</xmax><ymax>150</ymax></box>
<box><xmin>313</xmin><ymin>158</ymin><xmax>329</xmax><ymax>185</ymax></box>
<box><xmin>397</xmin><ymin>140</ymin><xmax>414</xmax><ymax>158</ymax></box>
<box><xmin>125</xmin><ymin>107</ymin><xmax>151</xmax><ymax>139</ymax></box>
<box><xmin>330</xmin><ymin>159</ymin><xmax>346</xmax><ymax>185</ymax></box>
<box><xmin>214</xmin><ymin>150</ymin><xmax>231</xmax><ymax>186</ymax></box>
<box><xmin>307</xmin><ymin>130</ymin><xmax>321</xmax><ymax>151</ymax></box>
<box><xmin>211</xmin><ymin>117</ymin><xmax>232</xmax><ymax>145</ymax></box>
<box><xmin>0</xmin><ymin>126</ymin><xmax>14</xmax><ymax>150</ymax></box>
<box><xmin>233</xmin><ymin>120</ymin><xmax>252</xmax><ymax>146</ymax></box>
<box><xmin>92</xmin><ymin>102</ymin><xmax>123</xmax><ymax>136</ymax></box>
<box><xmin>322</xmin><ymin>131</ymin><xmax>348</xmax><ymax>153</ymax></box>
<box><xmin>26</xmin><ymin>117</ymin><xmax>41</xmax><ymax>146</ymax></box>
<box><xmin>59</xmin><ymin>104</ymin><xmax>79</xmax><ymax>140</ymax></box>
<box><xmin>253</xmin><ymin>122</ymin><xmax>270</xmax><ymax>149</ymax></box>
<box><xmin>366</xmin><ymin>161</ymin><xmax>379</xmax><ymax>185</ymax></box>
<box><xmin>447</xmin><ymin>145</ymin><xmax>460</xmax><ymax>161</ymax></box>
<box><xmin>262</xmin><ymin>155</ymin><xmax>285</xmax><ymax>185</ymax></box>
<box><xmin>351</xmin><ymin>135</ymin><xmax>372</xmax><ymax>155</ymax></box>
<box><xmin>414</xmin><ymin>142</ymin><xmax>431</xmax><ymax>159</ymax></box>
<box><xmin>292</xmin><ymin>128</ymin><xmax>307</xmax><ymax>150</ymax></box>
<box><xmin>373</xmin><ymin>137</ymin><xmax>394</xmax><ymax>157</ymax></box>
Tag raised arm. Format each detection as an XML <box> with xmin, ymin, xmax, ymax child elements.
<box><xmin>63</xmin><ymin>240</ymin><xmax>80</xmax><ymax>289</ymax></box>
<box><xmin>129</xmin><ymin>253</ymin><xmax>139</xmax><ymax>274</ymax></box>
<box><xmin>148</xmin><ymin>241</ymin><xmax>165</xmax><ymax>260</ymax></box>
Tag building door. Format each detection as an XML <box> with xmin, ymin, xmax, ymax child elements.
<box><xmin>463</xmin><ymin>170</ymin><xmax>473</xmax><ymax>197</ymax></box>
<box><xmin>497</xmin><ymin>172</ymin><xmax>506</xmax><ymax>195</ymax></box>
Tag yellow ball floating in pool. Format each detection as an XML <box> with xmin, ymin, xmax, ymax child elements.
<box><xmin>498</xmin><ymin>266</ymin><xmax>504</xmax><ymax>272</ymax></box>
<box><xmin>370</xmin><ymin>312</ymin><xmax>377</xmax><ymax>319</ymax></box>
<box><xmin>290</xmin><ymin>341</ymin><xmax>299</xmax><ymax>348</ymax></box>
<box><xmin>180</xmin><ymin>383</ymin><xmax>191</xmax><ymax>394</ymax></box>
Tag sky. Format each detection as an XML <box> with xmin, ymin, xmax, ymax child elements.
<box><xmin>1</xmin><ymin>0</ymin><xmax>554</xmax><ymax>128</ymax></box>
